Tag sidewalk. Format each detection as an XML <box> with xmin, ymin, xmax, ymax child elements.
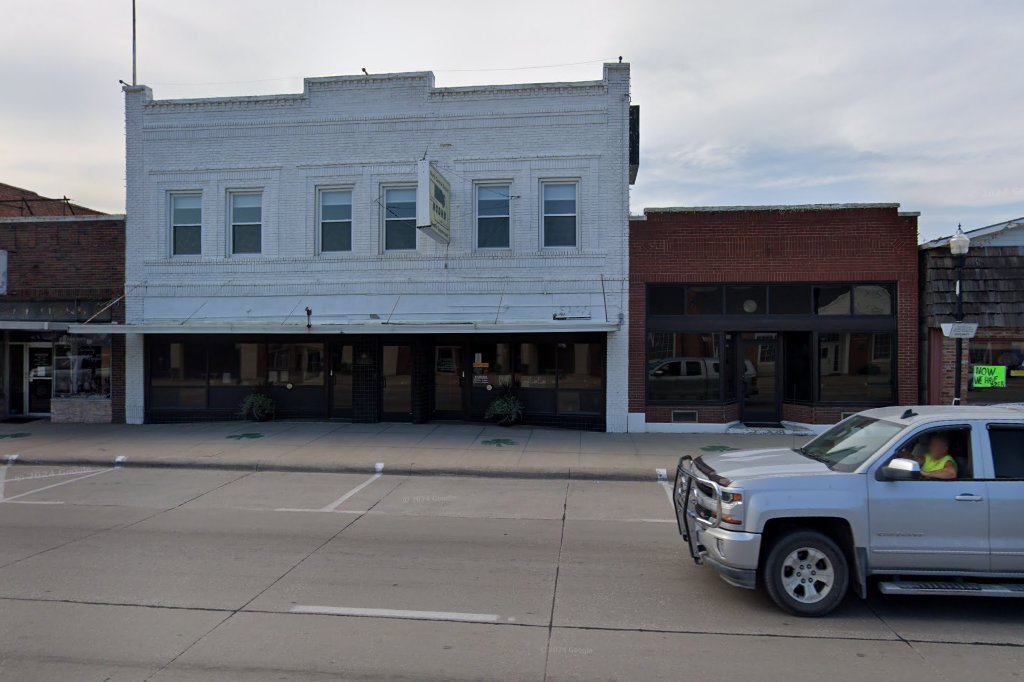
<box><xmin>0</xmin><ymin>420</ymin><xmax>813</xmax><ymax>481</ymax></box>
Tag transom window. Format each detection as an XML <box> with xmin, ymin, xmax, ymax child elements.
<box><xmin>320</xmin><ymin>189</ymin><xmax>352</xmax><ymax>252</ymax></box>
<box><xmin>477</xmin><ymin>184</ymin><xmax>510</xmax><ymax>249</ymax></box>
<box><xmin>171</xmin><ymin>194</ymin><xmax>201</xmax><ymax>256</ymax></box>
<box><xmin>230</xmin><ymin>192</ymin><xmax>262</xmax><ymax>255</ymax></box>
<box><xmin>542</xmin><ymin>182</ymin><xmax>577</xmax><ymax>248</ymax></box>
<box><xmin>384</xmin><ymin>187</ymin><xmax>416</xmax><ymax>251</ymax></box>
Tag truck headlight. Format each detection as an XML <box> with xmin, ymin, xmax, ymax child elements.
<box><xmin>719</xmin><ymin>489</ymin><xmax>744</xmax><ymax>526</ymax></box>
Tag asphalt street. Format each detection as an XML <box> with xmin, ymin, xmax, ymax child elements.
<box><xmin>0</xmin><ymin>462</ymin><xmax>1021</xmax><ymax>681</ymax></box>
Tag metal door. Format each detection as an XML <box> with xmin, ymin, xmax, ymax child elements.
<box><xmin>867</xmin><ymin>425</ymin><xmax>990</xmax><ymax>572</ymax></box>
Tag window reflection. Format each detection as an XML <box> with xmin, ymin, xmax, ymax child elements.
<box><xmin>819</xmin><ymin>332</ymin><xmax>894</xmax><ymax>402</ymax></box>
<box><xmin>646</xmin><ymin>332</ymin><xmax>722</xmax><ymax>401</ymax></box>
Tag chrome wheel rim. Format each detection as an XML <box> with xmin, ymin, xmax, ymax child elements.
<box><xmin>780</xmin><ymin>547</ymin><xmax>835</xmax><ymax>604</ymax></box>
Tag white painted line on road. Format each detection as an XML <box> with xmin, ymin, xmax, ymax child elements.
<box><xmin>6</xmin><ymin>468</ymin><xmax>103</xmax><ymax>483</ymax></box>
<box><xmin>114</xmin><ymin>455</ymin><xmax>127</xmax><ymax>466</ymax></box>
<box><xmin>275</xmin><ymin>508</ymin><xmax>367</xmax><ymax>514</ymax></box>
<box><xmin>290</xmin><ymin>605</ymin><xmax>500</xmax><ymax>624</ymax></box>
<box><xmin>320</xmin><ymin>472</ymin><xmax>383</xmax><ymax>511</ymax></box>
<box><xmin>0</xmin><ymin>468</ymin><xmax>114</xmax><ymax>504</ymax></box>
<box><xmin>5</xmin><ymin>500</ymin><xmax>64</xmax><ymax>505</ymax></box>
<box><xmin>660</xmin><ymin>480</ymin><xmax>675</xmax><ymax>510</ymax></box>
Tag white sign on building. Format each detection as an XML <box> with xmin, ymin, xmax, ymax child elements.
<box><xmin>416</xmin><ymin>160</ymin><xmax>451</xmax><ymax>244</ymax></box>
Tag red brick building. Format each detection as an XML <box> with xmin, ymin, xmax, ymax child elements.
<box><xmin>628</xmin><ymin>204</ymin><xmax>919</xmax><ymax>431</ymax></box>
<box><xmin>0</xmin><ymin>183</ymin><xmax>103</xmax><ymax>218</ymax></box>
<box><xmin>0</xmin><ymin>185</ymin><xmax>125</xmax><ymax>423</ymax></box>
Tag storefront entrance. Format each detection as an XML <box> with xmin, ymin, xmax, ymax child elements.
<box><xmin>738</xmin><ymin>332</ymin><xmax>779</xmax><ymax>425</ymax></box>
<box><xmin>433</xmin><ymin>344</ymin><xmax>467</xmax><ymax>420</ymax></box>
<box><xmin>7</xmin><ymin>343</ymin><xmax>54</xmax><ymax>416</ymax></box>
<box><xmin>381</xmin><ymin>344</ymin><xmax>413</xmax><ymax>420</ymax></box>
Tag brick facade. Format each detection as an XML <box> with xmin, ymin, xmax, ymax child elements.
<box><xmin>0</xmin><ymin>214</ymin><xmax>126</xmax><ymax>422</ymax></box>
<box><xmin>629</xmin><ymin>205</ymin><xmax>919</xmax><ymax>427</ymax></box>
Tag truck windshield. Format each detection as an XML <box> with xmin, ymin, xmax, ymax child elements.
<box><xmin>798</xmin><ymin>415</ymin><xmax>906</xmax><ymax>472</ymax></box>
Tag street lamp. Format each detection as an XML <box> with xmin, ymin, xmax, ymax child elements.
<box><xmin>949</xmin><ymin>225</ymin><xmax>971</xmax><ymax>405</ymax></box>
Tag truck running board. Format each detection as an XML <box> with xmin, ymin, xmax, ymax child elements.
<box><xmin>879</xmin><ymin>581</ymin><xmax>1024</xmax><ymax>598</ymax></box>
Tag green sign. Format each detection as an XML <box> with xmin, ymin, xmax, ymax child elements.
<box><xmin>972</xmin><ymin>365</ymin><xmax>1007</xmax><ymax>389</ymax></box>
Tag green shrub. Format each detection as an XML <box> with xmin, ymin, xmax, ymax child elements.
<box><xmin>239</xmin><ymin>393</ymin><xmax>276</xmax><ymax>422</ymax></box>
<box><xmin>485</xmin><ymin>393</ymin><xmax>525</xmax><ymax>426</ymax></box>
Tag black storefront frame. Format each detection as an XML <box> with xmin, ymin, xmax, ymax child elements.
<box><xmin>143</xmin><ymin>332</ymin><xmax>607</xmax><ymax>429</ymax></box>
<box><xmin>645</xmin><ymin>284</ymin><xmax>900</xmax><ymax>416</ymax></box>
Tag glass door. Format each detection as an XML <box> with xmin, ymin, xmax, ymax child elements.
<box><xmin>739</xmin><ymin>332</ymin><xmax>780</xmax><ymax>425</ymax></box>
<box><xmin>433</xmin><ymin>344</ymin><xmax>466</xmax><ymax>419</ymax></box>
<box><xmin>328</xmin><ymin>344</ymin><xmax>354</xmax><ymax>418</ymax></box>
<box><xmin>8</xmin><ymin>345</ymin><xmax>24</xmax><ymax>416</ymax></box>
<box><xmin>381</xmin><ymin>344</ymin><xmax>413</xmax><ymax>420</ymax></box>
<box><xmin>27</xmin><ymin>345</ymin><xmax>53</xmax><ymax>415</ymax></box>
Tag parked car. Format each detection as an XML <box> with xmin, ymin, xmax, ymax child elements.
<box><xmin>673</xmin><ymin>405</ymin><xmax>1024</xmax><ymax>616</ymax></box>
<box><xmin>648</xmin><ymin>357</ymin><xmax>756</xmax><ymax>401</ymax></box>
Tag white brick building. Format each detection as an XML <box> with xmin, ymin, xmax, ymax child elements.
<box><xmin>104</xmin><ymin>64</ymin><xmax>636</xmax><ymax>430</ymax></box>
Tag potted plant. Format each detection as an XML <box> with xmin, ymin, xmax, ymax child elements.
<box><xmin>239</xmin><ymin>385</ymin><xmax>276</xmax><ymax>422</ymax></box>
<box><xmin>485</xmin><ymin>381</ymin><xmax>525</xmax><ymax>427</ymax></box>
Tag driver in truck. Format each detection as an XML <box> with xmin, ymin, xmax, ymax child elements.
<box><xmin>910</xmin><ymin>433</ymin><xmax>958</xmax><ymax>480</ymax></box>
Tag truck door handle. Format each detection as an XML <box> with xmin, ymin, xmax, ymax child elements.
<box><xmin>954</xmin><ymin>494</ymin><xmax>984</xmax><ymax>502</ymax></box>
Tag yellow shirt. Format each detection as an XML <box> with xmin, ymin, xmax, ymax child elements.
<box><xmin>922</xmin><ymin>454</ymin><xmax>956</xmax><ymax>475</ymax></box>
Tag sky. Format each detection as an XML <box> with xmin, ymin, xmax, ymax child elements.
<box><xmin>1</xmin><ymin>0</ymin><xmax>1022</xmax><ymax>241</ymax></box>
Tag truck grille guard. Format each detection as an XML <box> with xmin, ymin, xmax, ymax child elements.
<box><xmin>674</xmin><ymin>455</ymin><xmax>724</xmax><ymax>564</ymax></box>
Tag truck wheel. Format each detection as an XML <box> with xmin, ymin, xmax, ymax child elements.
<box><xmin>763</xmin><ymin>530</ymin><xmax>849</xmax><ymax>617</ymax></box>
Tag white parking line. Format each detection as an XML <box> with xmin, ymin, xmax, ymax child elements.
<box><xmin>290</xmin><ymin>605</ymin><xmax>500</xmax><ymax>623</ymax></box>
<box><xmin>274</xmin><ymin>467</ymin><xmax>384</xmax><ymax>513</ymax></box>
<box><xmin>660</xmin><ymin>480</ymin><xmax>675</xmax><ymax>509</ymax></box>
<box><xmin>0</xmin><ymin>468</ymin><xmax>114</xmax><ymax>504</ymax></box>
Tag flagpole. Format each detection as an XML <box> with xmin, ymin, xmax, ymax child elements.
<box><xmin>131</xmin><ymin>0</ymin><xmax>137</xmax><ymax>85</ymax></box>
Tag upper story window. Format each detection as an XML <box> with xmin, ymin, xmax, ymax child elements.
<box><xmin>384</xmin><ymin>187</ymin><xmax>416</xmax><ymax>251</ymax></box>
<box><xmin>477</xmin><ymin>184</ymin><xmax>510</xmax><ymax>249</ymax></box>
<box><xmin>171</xmin><ymin>194</ymin><xmax>201</xmax><ymax>256</ymax></box>
<box><xmin>230</xmin><ymin>192</ymin><xmax>262</xmax><ymax>255</ymax></box>
<box><xmin>320</xmin><ymin>189</ymin><xmax>353</xmax><ymax>252</ymax></box>
<box><xmin>542</xmin><ymin>182</ymin><xmax>577</xmax><ymax>248</ymax></box>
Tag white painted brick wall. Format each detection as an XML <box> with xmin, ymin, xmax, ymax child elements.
<box><xmin>124</xmin><ymin>65</ymin><xmax>631</xmax><ymax>430</ymax></box>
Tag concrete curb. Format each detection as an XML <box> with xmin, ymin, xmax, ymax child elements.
<box><xmin>7</xmin><ymin>456</ymin><xmax>665</xmax><ymax>482</ymax></box>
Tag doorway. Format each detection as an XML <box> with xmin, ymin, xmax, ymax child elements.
<box><xmin>381</xmin><ymin>344</ymin><xmax>413</xmax><ymax>420</ymax></box>
<box><xmin>433</xmin><ymin>344</ymin><xmax>467</xmax><ymax>419</ymax></box>
<box><xmin>328</xmin><ymin>344</ymin><xmax>354</xmax><ymax>418</ymax></box>
<box><xmin>739</xmin><ymin>332</ymin><xmax>780</xmax><ymax>425</ymax></box>
<box><xmin>8</xmin><ymin>344</ymin><xmax>54</xmax><ymax>416</ymax></box>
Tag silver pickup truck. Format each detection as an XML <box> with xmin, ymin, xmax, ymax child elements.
<box><xmin>674</xmin><ymin>405</ymin><xmax>1024</xmax><ymax>616</ymax></box>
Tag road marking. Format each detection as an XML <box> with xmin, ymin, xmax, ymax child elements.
<box><xmin>0</xmin><ymin>468</ymin><xmax>114</xmax><ymax>504</ymax></box>
<box><xmin>6</xmin><ymin>468</ymin><xmax>102</xmax><ymax>483</ymax></box>
<box><xmin>660</xmin><ymin>480</ymin><xmax>675</xmax><ymax>509</ymax></box>
<box><xmin>274</xmin><ymin>469</ymin><xmax>384</xmax><ymax>513</ymax></box>
<box><xmin>290</xmin><ymin>605</ymin><xmax>500</xmax><ymax>623</ymax></box>
<box><xmin>275</xmin><ymin>508</ymin><xmax>366</xmax><ymax>514</ymax></box>
<box><xmin>0</xmin><ymin>460</ymin><xmax>8</xmax><ymax>500</ymax></box>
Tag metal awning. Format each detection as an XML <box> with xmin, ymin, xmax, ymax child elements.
<box><xmin>67</xmin><ymin>320</ymin><xmax>619</xmax><ymax>335</ymax></box>
<box><xmin>0</xmin><ymin>321</ymin><xmax>70</xmax><ymax>331</ymax></box>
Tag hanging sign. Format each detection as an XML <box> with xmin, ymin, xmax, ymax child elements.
<box><xmin>416</xmin><ymin>159</ymin><xmax>451</xmax><ymax>244</ymax></box>
<box><xmin>941</xmin><ymin>322</ymin><xmax>978</xmax><ymax>339</ymax></box>
<box><xmin>972</xmin><ymin>365</ymin><xmax>1007</xmax><ymax>389</ymax></box>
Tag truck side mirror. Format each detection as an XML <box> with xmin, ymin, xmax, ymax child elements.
<box><xmin>880</xmin><ymin>457</ymin><xmax>922</xmax><ymax>481</ymax></box>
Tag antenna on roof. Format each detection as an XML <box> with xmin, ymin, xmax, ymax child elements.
<box><xmin>131</xmin><ymin>0</ymin><xmax>138</xmax><ymax>85</ymax></box>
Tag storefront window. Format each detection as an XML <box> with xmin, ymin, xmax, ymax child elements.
<box><xmin>647</xmin><ymin>285</ymin><xmax>687</xmax><ymax>316</ymax></box>
<box><xmin>725</xmin><ymin>285</ymin><xmax>766</xmax><ymax>315</ymax></box>
<box><xmin>557</xmin><ymin>342</ymin><xmax>603</xmax><ymax>414</ymax></box>
<box><xmin>769</xmin><ymin>285</ymin><xmax>813</xmax><ymax>314</ymax></box>
<box><xmin>815</xmin><ymin>286</ymin><xmax>851</xmax><ymax>315</ymax></box>
<box><xmin>53</xmin><ymin>336</ymin><xmax>111</xmax><ymax>398</ymax></box>
<box><xmin>208</xmin><ymin>343</ymin><xmax>266</xmax><ymax>386</ymax></box>
<box><xmin>853</xmin><ymin>285</ymin><xmax>893</xmax><ymax>315</ymax></box>
<box><xmin>818</xmin><ymin>332</ymin><xmax>894</xmax><ymax>403</ymax></box>
<box><xmin>267</xmin><ymin>343</ymin><xmax>324</xmax><ymax>386</ymax></box>
<box><xmin>647</xmin><ymin>332</ymin><xmax>722</xmax><ymax>401</ymax></box>
<box><xmin>687</xmin><ymin>286</ymin><xmax>723</xmax><ymax>315</ymax></box>
<box><xmin>969</xmin><ymin>339</ymin><xmax>1024</xmax><ymax>403</ymax></box>
<box><xmin>150</xmin><ymin>339</ymin><xmax>207</xmax><ymax>408</ymax></box>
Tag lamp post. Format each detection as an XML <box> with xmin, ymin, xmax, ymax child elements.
<box><xmin>949</xmin><ymin>225</ymin><xmax>971</xmax><ymax>405</ymax></box>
